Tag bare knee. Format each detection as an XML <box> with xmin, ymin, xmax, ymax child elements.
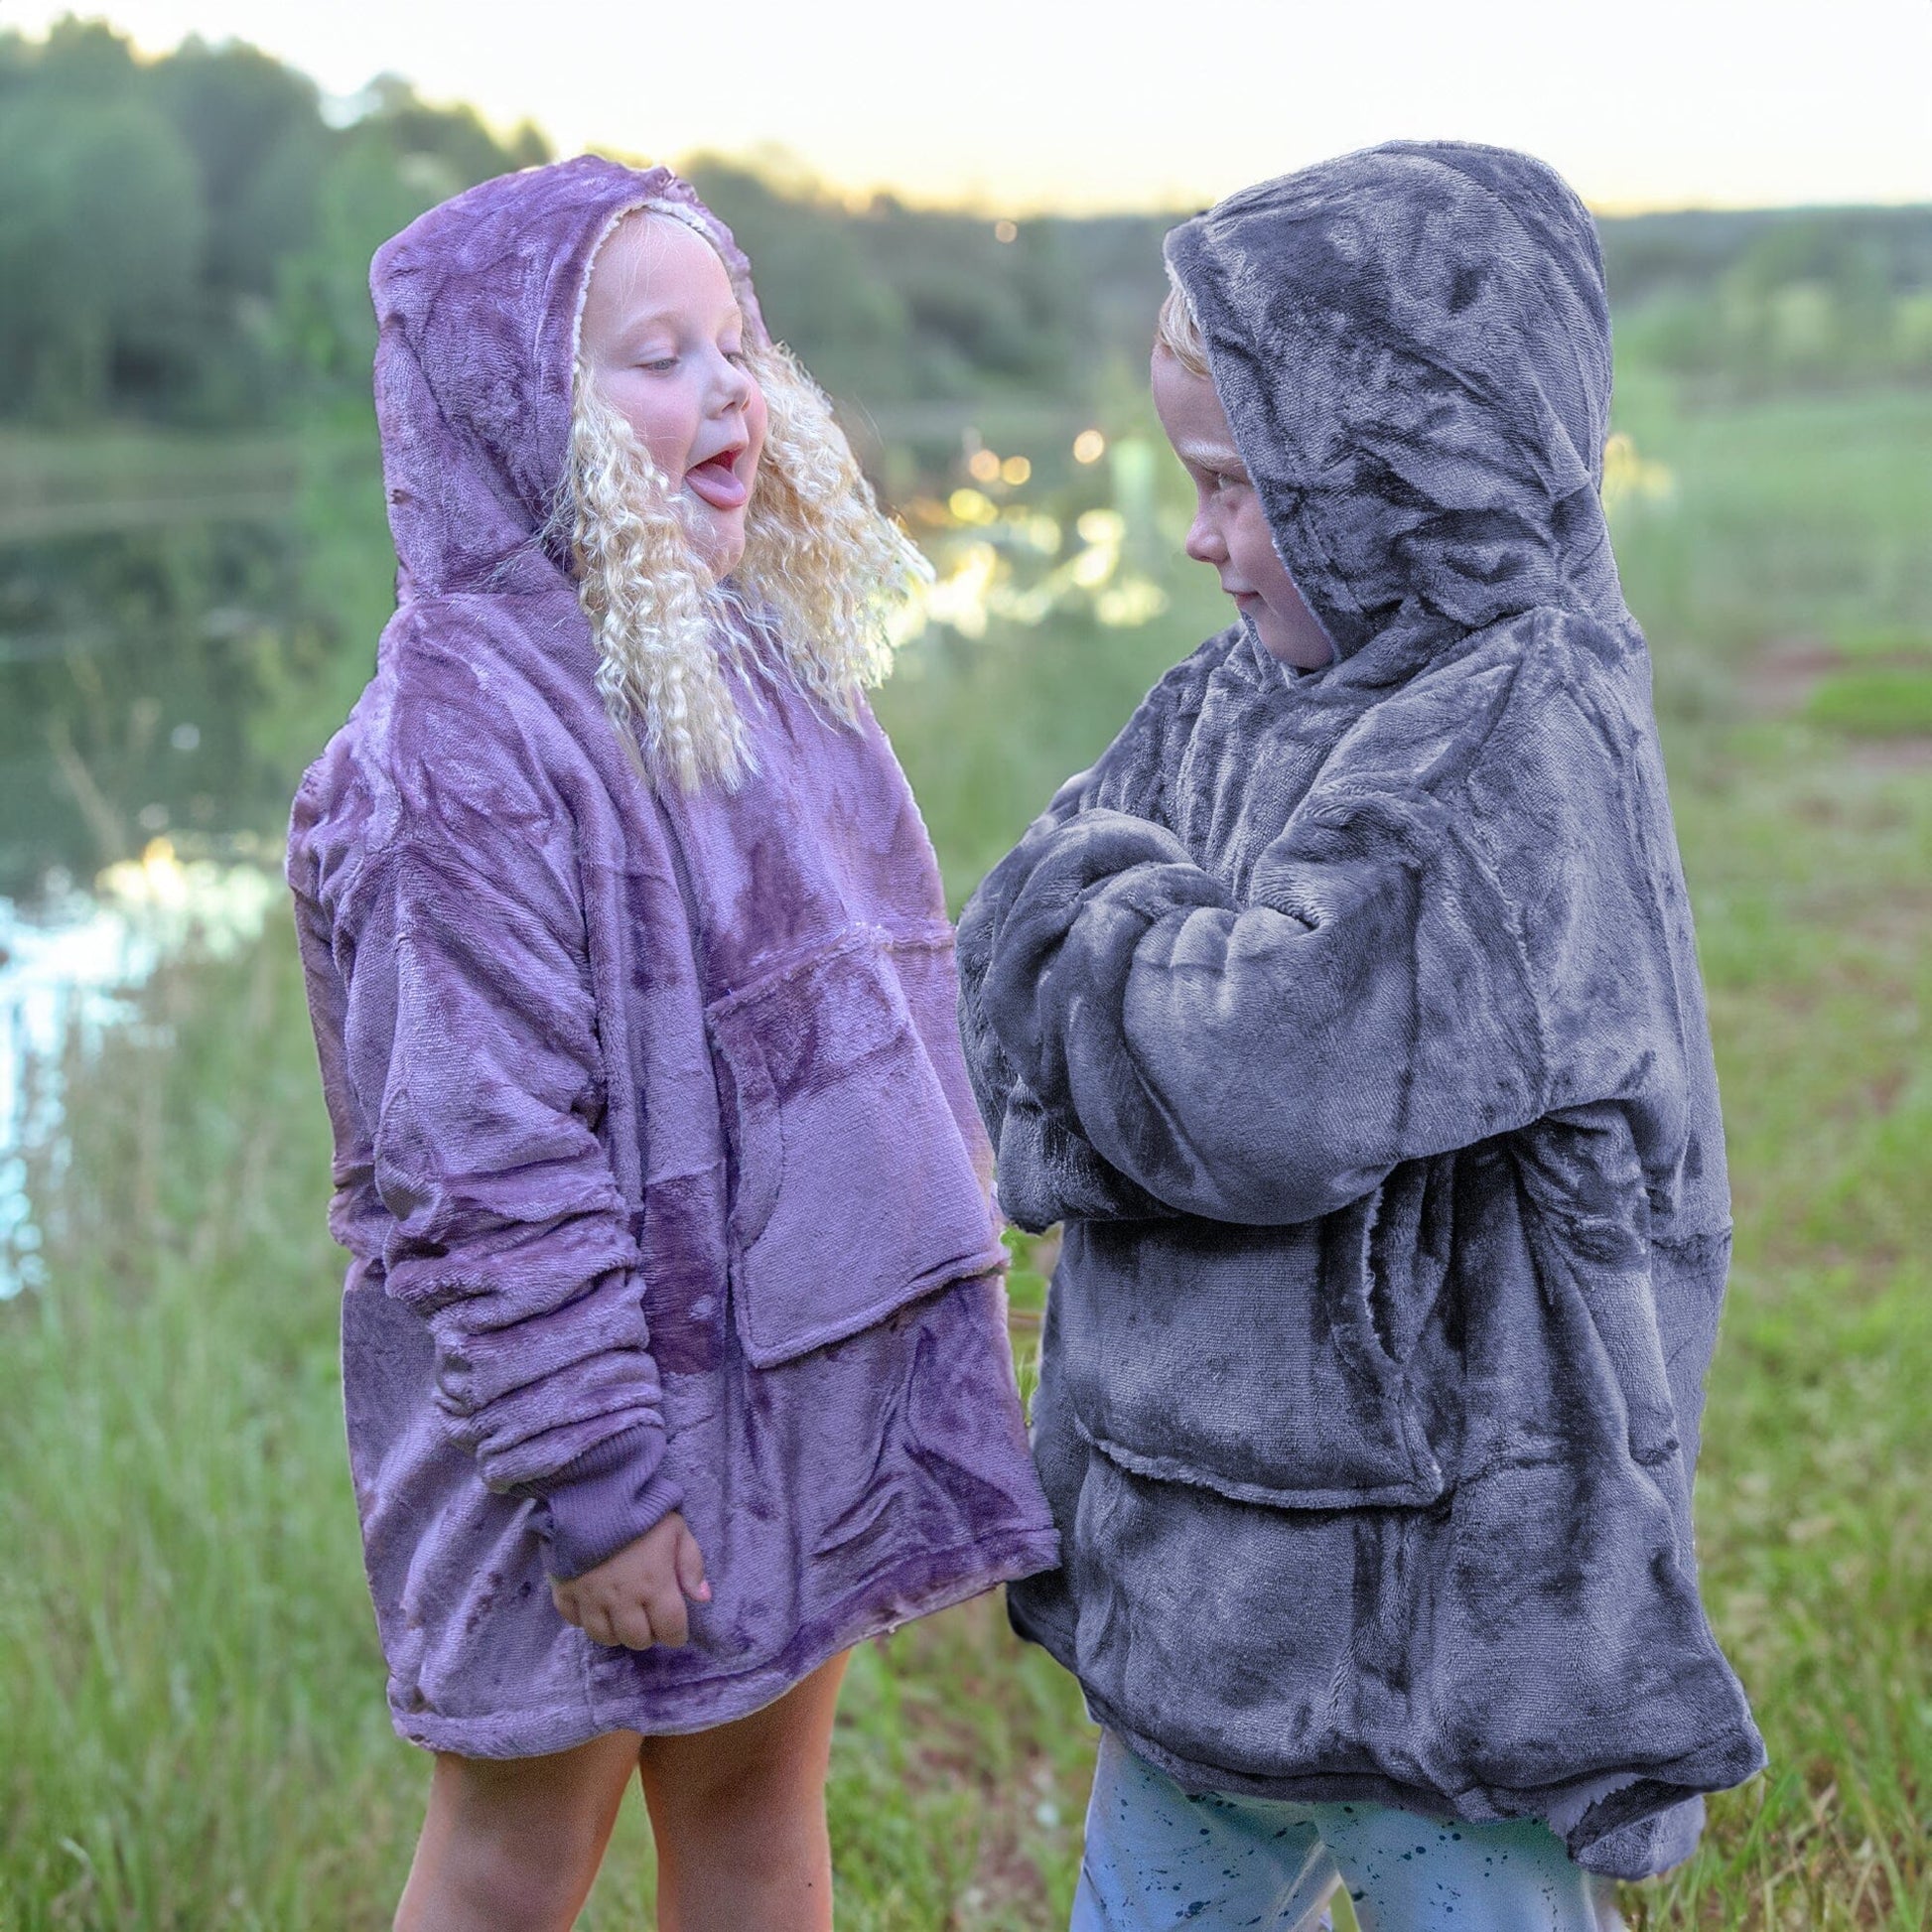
<box><xmin>396</xmin><ymin>1838</ymin><xmax>584</xmax><ymax>1932</ymax></box>
<box><xmin>637</xmin><ymin>1657</ymin><xmax>847</xmax><ymax>1920</ymax></box>
<box><xmin>640</xmin><ymin>1662</ymin><xmax>843</xmax><ymax>1841</ymax></box>
<box><xmin>640</xmin><ymin>1744</ymin><xmax>836</xmax><ymax>1932</ymax></box>
<box><xmin>650</xmin><ymin>1742</ymin><xmax>823</xmax><ymax>1856</ymax></box>
<box><xmin>397</xmin><ymin>1732</ymin><xmax>640</xmax><ymax>1932</ymax></box>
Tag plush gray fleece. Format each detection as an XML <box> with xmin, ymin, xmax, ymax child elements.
<box><xmin>955</xmin><ymin>141</ymin><xmax>1765</xmax><ymax>1880</ymax></box>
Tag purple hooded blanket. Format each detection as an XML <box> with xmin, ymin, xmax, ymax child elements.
<box><xmin>285</xmin><ymin>156</ymin><xmax>1055</xmax><ymax>1755</ymax></box>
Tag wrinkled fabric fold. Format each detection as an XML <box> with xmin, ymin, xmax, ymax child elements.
<box><xmin>327</xmin><ymin>830</ymin><xmax>673</xmax><ymax>1571</ymax></box>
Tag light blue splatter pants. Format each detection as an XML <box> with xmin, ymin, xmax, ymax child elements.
<box><xmin>1073</xmin><ymin>1730</ymin><xmax>1616</xmax><ymax>1931</ymax></box>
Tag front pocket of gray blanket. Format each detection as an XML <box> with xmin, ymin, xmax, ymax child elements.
<box><xmin>1057</xmin><ymin>1202</ymin><xmax>1449</xmax><ymax>1509</ymax></box>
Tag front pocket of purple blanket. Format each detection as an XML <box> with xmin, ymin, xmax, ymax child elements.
<box><xmin>705</xmin><ymin>937</ymin><xmax>1008</xmax><ymax>1369</ymax></box>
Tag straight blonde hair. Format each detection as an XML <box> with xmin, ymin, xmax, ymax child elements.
<box><xmin>1155</xmin><ymin>269</ymin><xmax>1211</xmax><ymax>378</ymax></box>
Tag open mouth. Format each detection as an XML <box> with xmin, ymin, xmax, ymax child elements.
<box><xmin>684</xmin><ymin>445</ymin><xmax>750</xmax><ymax>511</ymax></box>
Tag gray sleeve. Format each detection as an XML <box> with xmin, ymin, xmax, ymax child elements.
<box><xmin>976</xmin><ymin>796</ymin><xmax>1554</xmax><ymax>1225</ymax></box>
<box><xmin>958</xmin><ymin>775</ymin><xmax>1180</xmax><ymax>1231</ymax></box>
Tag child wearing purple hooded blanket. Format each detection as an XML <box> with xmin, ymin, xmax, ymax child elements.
<box><xmin>957</xmin><ymin>143</ymin><xmax>1765</xmax><ymax>1929</ymax></box>
<box><xmin>285</xmin><ymin>157</ymin><xmax>1056</xmax><ymax>1928</ymax></box>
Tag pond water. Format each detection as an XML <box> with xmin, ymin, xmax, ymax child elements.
<box><xmin>0</xmin><ymin>851</ymin><xmax>283</xmax><ymax>1296</ymax></box>
<box><xmin>0</xmin><ymin>440</ymin><xmax>391</xmax><ymax>1297</ymax></box>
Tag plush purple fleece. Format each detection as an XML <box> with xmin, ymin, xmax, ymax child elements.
<box><xmin>285</xmin><ymin>155</ymin><xmax>1055</xmax><ymax>1754</ymax></box>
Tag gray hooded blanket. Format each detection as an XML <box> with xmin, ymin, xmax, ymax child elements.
<box><xmin>956</xmin><ymin>141</ymin><xmax>1764</xmax><ymax>1879</ymax></box>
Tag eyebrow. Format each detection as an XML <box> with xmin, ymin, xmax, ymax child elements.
<box><xmin>1172</xmin><ymin>437</ymin><xmax>1248</xmax><ymax>473</ymax></box>
<box><xmin>616</xmin><ymin>300</ymin><xmax>746</xmax><ymax>335</ymax></box>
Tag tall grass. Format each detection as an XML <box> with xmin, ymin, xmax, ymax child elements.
<box><xmin>3</xmin><ymin>378</ymin><xmax>1929</xmax><ymax>1927</ymax></box>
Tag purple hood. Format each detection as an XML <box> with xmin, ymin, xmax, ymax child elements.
<box><xmin>373</xmin><ymin>154</ymin><xmax>764</xmax><ymax>599</ymax></box>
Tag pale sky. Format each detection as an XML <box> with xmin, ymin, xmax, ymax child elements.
<box><xmin>14</xmin><ymin>0</ymin><xmax>1931</xmax><ymax>212</ymax></box>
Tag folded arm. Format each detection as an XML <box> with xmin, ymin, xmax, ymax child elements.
<box><xmin>977</xmin><ymin>793</ymin><xmax>1554</xmax><ymax>1225</ymax></box>
<box><xmin>969</xmin><ymin>626</ymin><xmax>1694</xmax><ymax>1230</ymax></box>
<box><xmin>958</xmin><ymin>775</ymin><xmax>1177</xmax><ymax>1230</ymax></box>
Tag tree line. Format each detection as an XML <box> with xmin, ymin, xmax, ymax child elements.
<box><xmin>2</xmin><ymin>16</ymin><xmax>1928</xmax><ymax>430</ymax></box>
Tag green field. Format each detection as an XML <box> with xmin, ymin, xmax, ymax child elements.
<box><xmin>3</xmin><ymin>380</ymin><xmax>1929</xmax><ymax>1929</ymax></box>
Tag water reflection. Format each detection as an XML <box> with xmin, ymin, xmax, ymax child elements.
<box><xmin>0</xmin><ymin>844</ymin><xmax>281</xmax><ymax>1298</ymax></box>
<box><xmin>0</xmin><ymin>450</ymin><xmax>375</xmax><ymax>1297</ymax></box>
<box><xmin>0</xmin><ymin>407</ymin><xmax>1185</xmax><ymax>1300</ymax></box>
<box><xmin>0</xmin><ymin>424</ymin><xmax>391</xmax><ymax>906</ymax></box>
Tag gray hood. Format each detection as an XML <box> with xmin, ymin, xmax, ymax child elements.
<box><xmin>1167</xmin><ymin>140</ymin><xmax>1621</xmax><ymax>680</ymax></box>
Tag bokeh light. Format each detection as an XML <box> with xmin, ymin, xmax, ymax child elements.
<box><xmin>947</xmin><ymin>487</ymin><xmax>999</xmax><ymax>525</ymax></box>
<box><xmin>1072</xmin><ymin>429</ymin><xmax>1107</xmax><ymax>464</ymax></box>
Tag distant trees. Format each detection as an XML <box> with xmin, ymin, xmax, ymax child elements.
<box><xmin>1</xmin><ymin>14</ymin><xmax>1928</xmax><ymax>430</ymax></box>
<box><xmin>0</xmin><ymin>24</ymin><xmax>205</xmax><ymax>417</ymax></box>
<box><xmin>675</xmin><ymin>158</ymin><xmax>1100</xmax><ymax>403</ymax></box>
<box><xmin>0</xmin><ymin>19</ymin><xmax>546</xmax><ymax>423</ymax></box>
<box><xmin>268</xmin><ymin>88</ymin><xmax>545</xmax><ymax>395</ymax></box>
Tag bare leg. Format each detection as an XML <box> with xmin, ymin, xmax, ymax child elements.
<box><xmin>636</xmin><ymin>1651</ymin><xmax>851</xmax><ymax>1932</ymax></box>
<box><xmin>394</xmin><ymin>1728</ymin><xmax>642</xmax><ymax>1932</ymax></box>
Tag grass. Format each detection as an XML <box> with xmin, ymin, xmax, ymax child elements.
<box><xmin>1601</xmin><ymin>378</ymin><xmax>1932</xmax><ymax>674</ymax></box>
<box><xmin>1805</xmin><ymin>668</ymin><xmax>1932</xmax><ymax>737</ymax></box>
<box><xmin>1638</xmin><ymin>725</ymin><xmax>1932</xmax><ymax>1929</ymax></box>
<box><xmin>3</xmin><ymin>375</ymin><xmax>1930</xmax><ymax>1927</ymax></box>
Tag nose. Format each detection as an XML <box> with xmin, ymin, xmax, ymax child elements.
<box><xmin>1184</xmin><ymin>501</ymin><xmax>1227</xmax><ymax>566</ymax></box>
<box><xmin>713</xmin><ymin>351</ymin><xmax>755</xmax><ymax>415</ymax></box>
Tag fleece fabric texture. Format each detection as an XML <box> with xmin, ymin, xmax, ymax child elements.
<box><xmin>955</xmin><ymin>141</ymin><xmax>1763</xmax><ymax>1879</ymax></box>
<box><xmin>286</xmin><ymin>155</ymin><xmax>1055</xmax><ymax>1755</ymax></box>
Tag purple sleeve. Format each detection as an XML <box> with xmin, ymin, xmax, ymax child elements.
<box><xmin>340</xmin><ymin>834</ymin><xmax>679</xmax><ymax>1580</ymax></box>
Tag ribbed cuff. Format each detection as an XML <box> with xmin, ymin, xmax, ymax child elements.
<box><xmin>533</xmin><ymin>1425</ymin><xmax>684</xmax><ymax>1583</ymax></box>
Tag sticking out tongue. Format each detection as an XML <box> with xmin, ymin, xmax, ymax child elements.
<box><xmin>685</xmin><ymin>450</ymin><xmax>749</xmax><ymax>510</ymax></box>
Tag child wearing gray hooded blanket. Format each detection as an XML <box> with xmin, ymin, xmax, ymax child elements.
<box><xmin>957</xmin><ymin>142</ymin><xmax>1765</xmax><ymax>1931</ymax></box>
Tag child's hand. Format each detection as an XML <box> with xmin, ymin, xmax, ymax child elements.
<box><xmin>549</xmin><ymin>1510</ymin><xmax>711</xmax><ymax>1649</ymax></box>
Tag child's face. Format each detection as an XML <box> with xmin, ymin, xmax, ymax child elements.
<box><xmin>1151</xmin><ymin>347</ymin><xmax>1333</xmax><ymax>671</ymax></box>
<box><xmin>580</xmin><ymin>211</ymin><xmax>768</xmax><ymax>574</ymax></box>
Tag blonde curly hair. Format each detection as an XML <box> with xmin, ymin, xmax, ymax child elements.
<box><xmin>567</xmin><ymin>312</ymin><xmax>930</xmax><ymax>793</ymax></box>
